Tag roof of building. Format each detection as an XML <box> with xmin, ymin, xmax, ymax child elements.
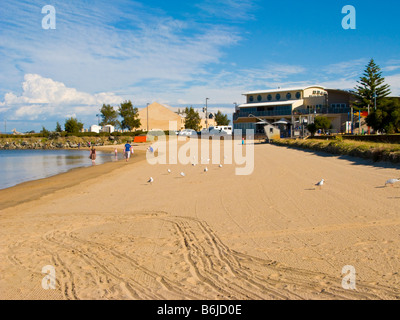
<box><xmin>243</xmin><ymin>85</ymin><xmax>326</xmax><ymax>95</ymax></box>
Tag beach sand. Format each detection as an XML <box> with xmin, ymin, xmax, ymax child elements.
<box><xmin>1</xmin><ymin>139</ymin><xmax>400</xmax><ymax>300</ymax></box>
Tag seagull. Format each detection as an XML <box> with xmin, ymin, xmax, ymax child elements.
<box><xmin>204</xmin><ymin>167</ymin><xmax>208</xmax><ymax>173</ymax></box>
<box><xmin>167</xmin><ymin>169</ymin><xmax>171</xmax><ymax>174</ymax></box>
<box><xmin>219</xmin><ymin>164</ymin><xmax>223</xmax><ymax>168</ymax></box>
<box><xmin>148</xmin><ymin>177</ymin><xmax>154</xmax><ymax>183</ymax></box>
<box><xmin>180</xmin><ymin>172</ymin><xmax>185</xmax><ymax>177</ymax></box>
<box><xmin>315</xmin><ymin>179</ymin><xmax>324</xmax><ymax>188</ymax></box>
<box><xmin>385</xmin><ymin>178</ymin><xmax>400</xmax><ymax>187</ymax></box>
<box><xmin>192</xmin><ymin>163</ymin><xmax>196</xmax><ymax>166</ymax></box>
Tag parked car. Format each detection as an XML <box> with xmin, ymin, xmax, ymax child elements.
<box><xmin>178</xmin><ymin>129</ymin><xmax>197</xmax><ymax>136</ymax></box>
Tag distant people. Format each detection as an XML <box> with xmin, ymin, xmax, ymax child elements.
<box><xmin>78</xmin><ymin>142</ymin><xmax>81</xmax><ymax>149</ymax></box>
<box><xmin>90</xmin><ymin>147</ymin><xmax>96</xmax><ymax>165</ymax></box>
<box><xmin>124</xmin><ymin>141</ymin><xmax>132</xmax><ymax>162</ymax></box>
<box><xmin>114</xmin><ymin>148</ymin><xmax>118</xmax><ymax>158</ymax></box>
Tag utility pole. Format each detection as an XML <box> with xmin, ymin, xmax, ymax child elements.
<box><xmin>146</xmin><ymin>103</ymin><xmax>150</xmax><ymax>131</ymax></box>
<box><xmin>205</xmin><ymin>98</ymin><xmax>209</xmax><ymax>129</ymax></box>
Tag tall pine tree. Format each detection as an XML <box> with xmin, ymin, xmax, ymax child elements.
<box><xmin>353</xmin><ymin>58</ymin><xmax>391</xmax><ymax>111</ymax></box>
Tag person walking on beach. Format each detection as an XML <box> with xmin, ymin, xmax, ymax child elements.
<box><xmin>90</xmin><ymin>147</ymin><xmax>96</xmax><ymax>165</ymax></box>
<box><xmin>114</xmin><ymin>148</ymin><xmax>118</xmax><ymax>159</ymax></box>
<box><xmin>124</xmin><ymin>141</ymin><xmax>132</xmax><ymax>162</ymax></box>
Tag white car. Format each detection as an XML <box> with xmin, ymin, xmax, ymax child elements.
<box><xmin>178</xmin><ymin>129</ymin><xmax>197</xmax><ymax>136</ymax></box>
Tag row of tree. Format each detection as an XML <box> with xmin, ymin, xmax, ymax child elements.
<box><xmin>99</xmin><ymin>100</ymin><xmax>141</xmax><ymax>131</ymax></box>
<box><xmin>184</xmin><ymin>107</ymin><xmax>230</xmax><ymax>131</ymax></box>
<box><xmin>42</xmin><ymin>117</ymin><xmax>84</xmax><ymax>135</ymax></box>
<box><xmin>43</xmin><ymin>101</ymin><xmax>231</xmax><ymax>134</ymax></box>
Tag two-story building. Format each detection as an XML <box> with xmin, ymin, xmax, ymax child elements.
<box><xmin>233</xmin><ymin>86</ymin><xmax>355</xmax><ymax>136</ymax></box>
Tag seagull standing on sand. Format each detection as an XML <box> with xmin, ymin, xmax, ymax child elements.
<box><xmin>315</xmin><ymin>179</ymin><xmax>324</xmax><ymax>189</ymax></box>
<box><xmin>204</xmin><ymin>167</ymin><xmax>208</xmax><ymax>173</ymax></box>
<box><xmin>148</xmin><ymin>177</ymin><xmax>154</xmax><ymax>184</ymax></box>
<box><xmin>219</xmin><ymin>164</ymin><xmax>223</xmax><ymax>168</ymax></box>
<box><xmin>180</xmin><ymin>172</ymin><xmax>185</xmax><ymax>177</ymax></box>
<box><xmin>167</xmin><ymin>169</ymin><xmax>171</xmax><ymax>174</ymax></box>
<box><xmin>385</xmin><ymin>178</ymin><xmax>400</xmax><ymax>187</ymax></box>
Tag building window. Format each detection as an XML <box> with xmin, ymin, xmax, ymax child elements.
<box><xmin>267</xmin><ymin>94</ymin><xmax>272</xmax><ymax>101</ymax></box>
<box><xmin>296</xmin><ymin>92</ymin><xmax>301</xmax><ymax>99</ymax></box>
<box><xmin>249</xmin><ymin>96</ymin><xmax>254</xmax><ymax>102</ymax></box>
<box><xmin>286</xmin><ymin>93</ymin><xmax>291</xmax><ymax>100</ymax></box>
<box><xmin>257</xmin><ymin>95</ymin><xmax>262</xmax><ymax>102</ymax></box>
<box><xmin>276</xmin><ymin>93</ymin><xmax>281</xmax><ymax>101</ymax></box>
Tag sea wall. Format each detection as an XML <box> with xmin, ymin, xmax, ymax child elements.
<box><xmin>0</xmin><ymin>135</ymin><xmax>125</xmax><ymax>150</ymax></box>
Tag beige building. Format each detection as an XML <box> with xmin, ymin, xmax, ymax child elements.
<box><xmin>234</xmin><ymin>86</ymin><xmax>355</xmax><ymax>136</ymax></box>
<box><xmin>198</xmin><ymin>111</ymin><xmax>217</xmax><ymax>130</ymax></box>
<box><xmin>137</xmin><ymin>102</ymin><xmax>185</xmax><ymax>132</ymax></box>
<box><xmin>138</xmin><ymin>102</ymin><xmax>218</xmax><ymax>132</ymax></box>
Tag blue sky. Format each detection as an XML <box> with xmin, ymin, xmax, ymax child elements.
<box><xmin>0</xmin><ymin>0</ymin><xmax>399</xmax><ymax>132</ymax></box>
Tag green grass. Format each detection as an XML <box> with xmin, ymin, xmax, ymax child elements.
<box><xmin>273</xmin><ymin>137</ymin><xmax>400</xmax><ymax>163</ymax></box>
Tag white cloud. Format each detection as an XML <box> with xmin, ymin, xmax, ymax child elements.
<box><xmin>197</xmin><ymin>0</ymin><xmax>258</xmax><ymax>20</ymax></box>
<box><xmin>1</xmin><ymin>74</ymin><xmax>123</xmax><ymax>120</ymax></box>
<box><xmin>383</xmin><ymin>66</ymin><xmax>400</xmax><ymax>72</ymax></box>
<box><xmin>323</xmin><ymin>59</ymin><xmax>368</xmax><ymax>77</ymax></box>
<box><xmin>386</xmin><ymin>74</ymin><xmax>400</xmax><ymax>96</ymax></box>
<box><xmin>0</xmin><ymin>0</ymin><xmax>241</xmax><ymax>97</ymax></box>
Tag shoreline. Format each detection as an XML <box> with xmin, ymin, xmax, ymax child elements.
<box><xmin>0</xmin><ymin>147</ymin><xmax>148</xmax><ymax>211</ymax></box>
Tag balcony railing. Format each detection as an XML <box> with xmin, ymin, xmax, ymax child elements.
<box><xmin>233</xmin><ymin>110</ymin><xmax>292</xmax><ymax>120</ymax></box>
<box><xmin>294</xmin><ymin>107</ymin><xmax>350</xmax><ymax>115</ymax></box>
<box><xmin>233</xmin><ymin>107</ymin><xmax>351</xmax><ymax>120</ymax></box>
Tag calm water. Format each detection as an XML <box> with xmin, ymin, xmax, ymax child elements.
<box><xmin>0</xmin><ymin>149</ymin><xmax>123</xmax><ymax>190</ymax></box>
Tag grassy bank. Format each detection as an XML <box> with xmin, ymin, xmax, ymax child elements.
<box><xmin>273</xmin><ymin>137</ymin><xmax>400</xmax><ymax>164</ymax></box>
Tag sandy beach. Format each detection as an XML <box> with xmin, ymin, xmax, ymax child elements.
<box><xmin>1</xmin><ymin>139</ymin><xmax>400</xmax><ymax>300</ymax></box>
